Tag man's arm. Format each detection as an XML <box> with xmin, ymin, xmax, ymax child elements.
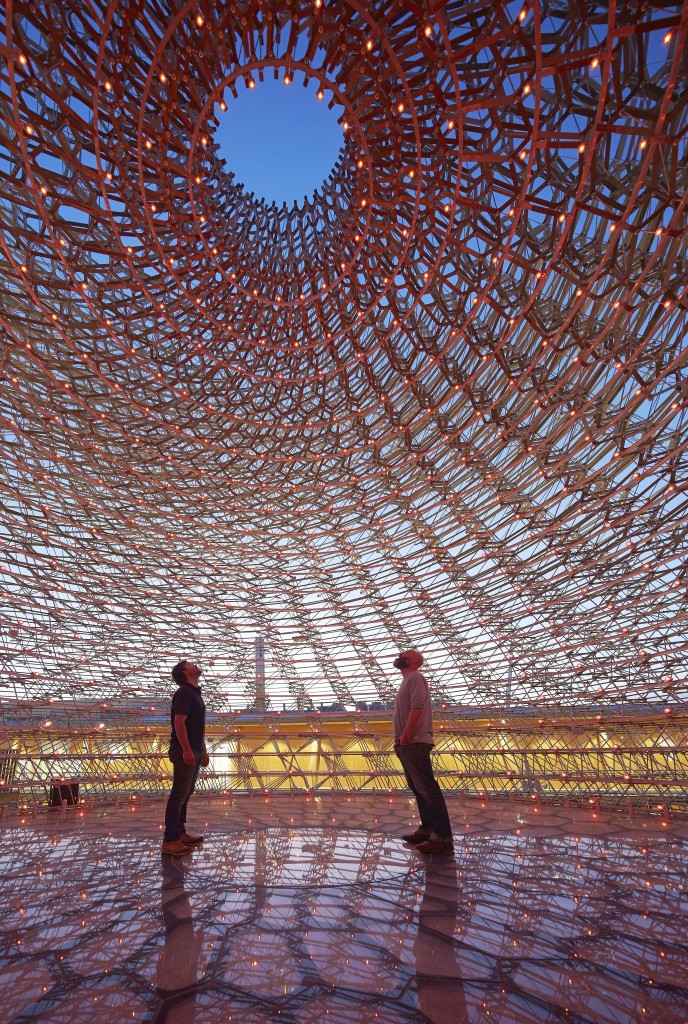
<box><xmin>174</xmin><ymin>714</ymin><xmax>196</xmax><ymax>765</ymax></box>
<box><xmin>399</xmin><ymin>707</ymin><xmax>424</xmax><ymax>745</ymax></box>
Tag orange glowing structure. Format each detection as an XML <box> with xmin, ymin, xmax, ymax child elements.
<box><xmin>0</xmin><ymin>1</ymin><xmax>686</xmax><ymax>803</ymax></box>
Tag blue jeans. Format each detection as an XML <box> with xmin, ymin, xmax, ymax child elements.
<box><xmin>396</xmin><ymin>743</ymin><xmax>452</xmax><ymax>838</ymax></box>
<box><xmin>164</xmin><ymin>757</ymin><xmax>201</xmax><ymax>842</ymax></box>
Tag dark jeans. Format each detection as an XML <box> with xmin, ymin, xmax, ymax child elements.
<box><xmin>396</xmin><ymin>742</ymin><xmax>452</xmax><ymax>838</ymax></box>
<box><xmin>164</xmin><ymin>757</ymin><xmax>201</xmax><ymax>842</ymax></box>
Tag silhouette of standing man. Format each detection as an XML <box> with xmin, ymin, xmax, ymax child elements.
<box><xmin>162</xmin><ymin>661</ymin><xmax>209</xmax><ymax>855</ymax></box>
<box><xmin>393</xmin><ymin>649</ymin><xmax>453</xmax><ymax>854</ymax></box>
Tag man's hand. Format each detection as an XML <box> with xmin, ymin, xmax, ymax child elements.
<box><xmin>399</xmin><ymin>706</ymin><xmax>424</xmax><ymax>745</ymax></box>
<box><xmin>201</xmin><ymin>750</ymin><xmax>210</xmax><ymax>768</ymax></box>
<box><xmin>182</xmin><ymin>748</ymin><xmax>195</xmax><ymax>766</ymax></box>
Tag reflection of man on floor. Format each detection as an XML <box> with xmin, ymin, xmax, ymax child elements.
<box><xmin>393</xmin><ymin>649</ymin><xmax>453</xmax><ymax>854</ymax></box>
<box><xmin>414</xmin><ymin>858</ymin><xmax>468</xmax><ymax>1023</ymax></box>
<box><xmin>157</xmin><ymin>856</ymin><xmax>203</xmax><ymax>1022</ymax></box>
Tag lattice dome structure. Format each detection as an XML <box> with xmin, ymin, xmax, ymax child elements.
<box><xmin>1</xmin><ymin>0</ymin><xmax>687</xmax><ymax>788</ymax></box>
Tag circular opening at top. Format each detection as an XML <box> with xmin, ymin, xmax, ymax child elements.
<box><xmin>214</xmin><ymin>76</ymin><xmax>344</xmax><ymax>207</ymax></box>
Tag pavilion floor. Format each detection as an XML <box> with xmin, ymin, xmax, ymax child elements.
<box><xmin>1</xmin><ymin>793</ymin><xmax>687</xmax><ymax>1023</ymax></box>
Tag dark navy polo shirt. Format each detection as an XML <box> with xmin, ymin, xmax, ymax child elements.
<box><xmin>169</xmin><ymin>681</ymin><xmax>206</xmax><ymax>758</ymax></box>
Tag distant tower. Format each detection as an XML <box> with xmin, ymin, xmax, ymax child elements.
<box><xmin>255</xmin><ymin>635</ymin><xmax>266</xmax><ymax>712</ymax></box>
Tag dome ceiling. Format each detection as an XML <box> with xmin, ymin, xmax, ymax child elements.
<box><xmin>0</xmin><ymin>0</ymin><xmax>687</xmax><ymax>710</ymax></box>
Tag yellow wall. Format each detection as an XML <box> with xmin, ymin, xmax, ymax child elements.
<box><xmin>2</xmin><ymin>710</ymin><xmax>686</xmax><ymax>809</ymax></box>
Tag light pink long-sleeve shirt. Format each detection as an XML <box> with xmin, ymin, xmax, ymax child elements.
<box><xmin>393</xmin><ymin>670</ymin><xmax>434</xmax><ymax>745</ymax></box>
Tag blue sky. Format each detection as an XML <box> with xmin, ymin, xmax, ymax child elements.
<box><xmin>213</xmin><ymin>75</ymin><xmax>344</xmax><ymax>206</ymax></box>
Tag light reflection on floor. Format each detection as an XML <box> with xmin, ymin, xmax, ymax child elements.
<box><xmin>1</xmin><ymin>794</ymin><xmax>687</xmax><ymax>1023</ymax></box>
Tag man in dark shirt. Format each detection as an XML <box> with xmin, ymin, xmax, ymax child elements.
<box><xmin>162</xmin><ymin>660</ymin><xmax>209</xmax><ymax>855</ymax></box>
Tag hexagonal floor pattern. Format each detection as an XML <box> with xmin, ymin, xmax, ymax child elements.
<box><xmin>1</xmin><ymin>794</ymin><xmax>687</xmax><ymax>1023</ymax></box>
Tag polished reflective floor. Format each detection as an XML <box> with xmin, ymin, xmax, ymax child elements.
<box><xmin>1</xmin><ymin>794</ymin><xmax>687</xmax><ymax>1023</ymax></box>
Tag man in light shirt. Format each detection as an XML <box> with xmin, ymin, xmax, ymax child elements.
<box><xmin>393</xmin><ymin>649</ymin><xmax>453</xmax><ymax>854</ymax></box>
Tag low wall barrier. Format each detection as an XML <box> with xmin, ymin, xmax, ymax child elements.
<box><xmin>1</xmin><ymin>707</ymin><xmax>686</xmax><ymax>812</ymax></box>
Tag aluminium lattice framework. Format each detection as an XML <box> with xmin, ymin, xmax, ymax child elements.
<box><xmin>0</xmin><ymin>0</ymin><xmax>686</xmax><ymax>717</ymax></box>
